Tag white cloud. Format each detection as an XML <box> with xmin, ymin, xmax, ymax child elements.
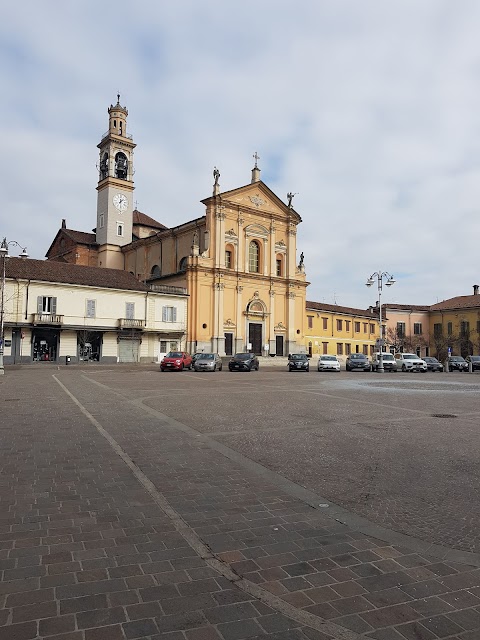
<box><xmin>2</xmin><ymin>0</ymin><xmax>480</xmax><ymax>307</ymax></box>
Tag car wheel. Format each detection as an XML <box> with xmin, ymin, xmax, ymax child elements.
<box><xmin>180</xmin><ymin>364</ymin><xmax>184</xmax><ymax>371</ymax></box>
<box><xmin>213</xmin><ymin>365</ymin><xmax>216</xmax><ymax>372</ymax></box>
<box><xmin>306</xmin><ymin>366</ymin><xmax>309</xmax><ymax>372</ymax></box>
<box><xmin>219</xmin><ymin>365</ymin><xmax>223</xmax><ymax>371</ymax></box>
<box><xmin>402</xmin><ymin>364</ymin><xmax>406</xmax><ymax>372</ymax></box>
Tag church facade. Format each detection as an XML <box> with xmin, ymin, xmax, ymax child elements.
<box><xmin>47</xmin><ymin>98</ymin><xmax>308</xmax><ymax>357</ymax></box>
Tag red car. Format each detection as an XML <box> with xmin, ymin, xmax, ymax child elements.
<box><xmin>160</xmin><ymin>351</ymin><xmax>192</xmax><ymax>371</ymax></box>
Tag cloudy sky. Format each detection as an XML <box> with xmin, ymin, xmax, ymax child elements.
<box><xmin>2</xmin><ymin>0</ymin><xmax>480</xmax><ymax>308</ymax></box>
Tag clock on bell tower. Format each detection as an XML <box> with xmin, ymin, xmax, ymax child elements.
<box><xmin>96</xmin><ymin>94</ymin><xmax>136</xmax><ymax>269</ymax></box>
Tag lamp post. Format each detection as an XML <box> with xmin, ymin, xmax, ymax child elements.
<box><xmin>0</xmin><ymin>238</ymin><xmax>29</xmax><ymax>375</ymax></box>
<box><xmin>366</xmin><ymin>270</ymin><xmax>395</xmax><ymax>373</ymax></box>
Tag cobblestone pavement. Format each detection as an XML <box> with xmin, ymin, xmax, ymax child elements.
<box><xmin>0</xmin><ymin>367</ymin><xmax>479</xmax><ymax>640</ymax></box>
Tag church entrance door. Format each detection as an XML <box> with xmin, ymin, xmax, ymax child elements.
<box><xmin>249</xmin><ymin>323</ymin><xmax>262</xmax><ymax>355</ymax></box>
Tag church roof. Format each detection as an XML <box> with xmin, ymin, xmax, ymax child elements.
<box><xmin>63</xmin><ymin>229</ymin><xmax>98</xmax><ymax>245</ymax></box>
<box><xmin>6</xmin><ymin>257</ymin><xmax>149</xmax><ymax>292</ymax></box>
<box><xmin>133</xmin><ymin>209</ymin><xmax>168</xmax><ymax>230</ymax></box>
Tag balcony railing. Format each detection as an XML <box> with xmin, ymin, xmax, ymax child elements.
<box><xmin>101</xmin><ymin>130</ymin><xmax>133</xmax><ymax>141</ymax></box>
<box><xmin>32</xmin><ymin>314</ymin><xmax>64</xmax><ymax>325</ymax></box>
<box><xmin>148</xmin><ymin>284</ymin><xmax>188</xmax><ymax>295</ymax></box>
<box><xmin>119</xmin><ymin>318</ymin><xmax>146</xmax><ymax>329</ymax></box>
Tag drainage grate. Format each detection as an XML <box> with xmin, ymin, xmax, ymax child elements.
<box><xmin>431</xmin><ymin>413</ymin><xmax>457</xmax><ymax>418</ymax></box>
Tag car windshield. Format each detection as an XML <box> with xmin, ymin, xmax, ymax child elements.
<box><xmin>166</xmin><ymin>352</ymin><xmax>183</xmax><ymax>358</ymax></box>
<box><xmin>403</xmin><ymin>355</ymin><xmax>418</xmax><ymax>359</ymax></box>
<box><xmin>321</xmin><ymin>356</ymin><xmax>337</xmax><ymax>361</ymax></box>
<box><xmin>234</xmin><ymin>353</ymin><xmax>252</xmax><ymax>360</ymax></box>
<box><xmin>198</xmin><ymin>354</ymin><xmax>214</xmax><ymax>360</ymax></box>
<box><xmin>382</xmin><ymin>354</ymin><xmax>394</xmax><ymax>360</ymax></box>
<box><xmin>290</xmin><ymin>354</ymin><xmax>307</xmax><ymax>360</ymax></box>
<box><xmin>469</xmin><ymin>356</ymin><xmax>480</xmax><ymax>361</ymax></box>
<box><xmin>451</xmin><ymin>356</ymin><xmax>465</xmax><ymax>361</ymax></box>
<box><xmin>425</xmin><ymin>357</ymin><xmax>438</xmax><ymax>362</ymax></box>
<box><xmin>350</xmin><ymin>354</ymin><xmax>366</xmax><ymax>359</ymax></box>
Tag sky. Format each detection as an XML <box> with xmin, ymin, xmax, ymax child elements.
<box><xmin>2</xmin><ymin>0</ymin><xmax>480</xmax><ymax>308</ymax></box>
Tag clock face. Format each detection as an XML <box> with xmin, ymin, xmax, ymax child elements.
<box><xmin>113</xmin><ymin>193</ymin><xmax>128</xmax><ymax>211</ymax></box>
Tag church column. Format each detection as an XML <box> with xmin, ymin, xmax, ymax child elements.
<box><xmin>213</xmin><ymin>281</ymin><xmax>226</xmax><ymax>355</ymax></box>
<box><xmin>235</xmin><ymin>285</ymin><xmax>244</xmax><ymax>352</ymax></box>
<box><xmin>269</xmin><ymin>289</ymin><xmax>276</xmax><ymax>355</ymax></box>
<box><xmin>270</xmin><ymin>222</ymin><xmax>276</xmax><ymax>276</ymax></box>
<box><xmin>215</xmin><ymin>204</ymin><xmax>226</xmax><ymax>268</ymax></box>
<box><xmin>286</xmin><ymin>290</ymin><xmax>296</xmax><ymax>354</ymax></box>
<box><xmin>286</xmin><ymin>225</ymin><xmax>296</xmax><ymax>278</ymax></box>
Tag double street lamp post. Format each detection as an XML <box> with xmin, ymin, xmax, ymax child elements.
<box><xmin>0</xmin><ymin>238</ymin><xmax>29</xmax><ymax>375</ymax></box>
<box><xmin>366</xmin><ymin>271</ymin><xmax>395</xmax><ymax>373</ymax></box>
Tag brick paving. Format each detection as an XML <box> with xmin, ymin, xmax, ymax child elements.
<box><xmin>0</xmin><ymin>368</ymin><xmax>479</xmax><ymax>639</ymax></box>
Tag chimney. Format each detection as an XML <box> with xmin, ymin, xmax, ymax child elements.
<box><xmin>474</xmin><ymin>284</ymin><xmax>479</xmax><ymax>295</ymax></box>
<box><xmin>61</xmin><ymin>219</ymin><xmax>66</xmax><ymax>229</ymax></box>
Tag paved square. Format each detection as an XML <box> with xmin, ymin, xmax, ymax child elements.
<box><xmin>1</xmin><ymin>365</ymin><xmax>479</xmax><ymax>639</ymax></box>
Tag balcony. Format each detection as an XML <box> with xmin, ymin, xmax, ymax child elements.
<box><xmin>32</xmin><ymin>313</ymin><xmax>64</xmax><ymax>325</ymax></box>
<box><xmin>118</xmin><ymin>318</ymin><xmax>146</xmax><ymax>330</ymax></box>
<box><xmin>148</xmin><ymin>284</ymin><xmax>188</xmax><ymax>295</ymax></box>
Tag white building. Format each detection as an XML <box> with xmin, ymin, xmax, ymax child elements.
<box><xmin>2</xmin><ymin>258</ymin><xmax>188</xmax><ymax>364</ymax></box>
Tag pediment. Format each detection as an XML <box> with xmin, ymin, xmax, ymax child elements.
<box><xmin>201</xmin><ymin>181</ymin><xmax>302</xmax><ymax>223</ymax></box>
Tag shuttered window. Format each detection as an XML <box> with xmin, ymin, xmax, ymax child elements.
<box><xmin>162</xmin><ymin>306</ymin><xmax>177</xmax><ymax>322</ymax></box>
<box><xmin>126</xmin><ymin>302</ymin><xmax>135</xmax><ymax>319</ymax></box>
<box><xmin>86</xmin><ymin>300</ymin><xmax>96</xmax><ymax>318</ymax></box>
<box><xmin>37</xmin><ymin>296</ymin><xmax>57</xmax><ymax>314</ymax></box>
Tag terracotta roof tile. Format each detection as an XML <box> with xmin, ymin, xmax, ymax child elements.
<box><xmin>383</xmin><ymin>303</ymin><xmax>431</xmax><ymax>311</ymax></box>
<box><xmin>430</xmin><ymin>295</ymin><xmax>480</xmax><ymax>311</ymax></box>
<box><xmin>133</xmin><ymin>209</ymin><xmax>168</xmax><ymax>230</ymax></box>
<box><xmin>63</xmin><ymin>229</ymin><xmax>98</xmax><ymax>245</ymax></box>
<box><xmin>306</xmin><ymin>300</ymin><xmax>376</xmax><ymax>318</ymax></box>
<box><xmin>5</xmin><ymin>257</ymin><xmax>149</xmax><ymax>292</ymax></box>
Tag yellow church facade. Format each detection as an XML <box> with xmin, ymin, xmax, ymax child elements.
<box><xmin>122</xmin><ymin>169</ymin><xmax>308</xmax><ymax>356</ymax></box>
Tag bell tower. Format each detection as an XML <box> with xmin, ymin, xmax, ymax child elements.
<box><xmin>96</xmin><ymin>95</ymin><xmax>136</xmax><ymax>269</ymax></box>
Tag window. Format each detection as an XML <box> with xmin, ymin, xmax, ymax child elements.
<box><xmin>460</xmin><ymin>321</ymin><xmax>470</xmax><ymax>336</ymax></box>
<box><xmin>363</xmin><ymin>344</ymin><xmax>368</xmax><ymax>355</ymax></box>
<box><xmin>307</xmin><ymin>316</ymin><xmax>313</xmax><ymax>329</ymax></box>
<box><xmin>447</xmin><ymin>322</ymin><xmax>453</xmax><ymax>336</ymax></box>
<box><xmin>336</xmin><ymin>319</ymin><xmax>343</xmax><ymax>331</ymax></box>
<box><xmin>363</xmin><ymin>323</ymin><xmax>368</xmax><ymax>333</ymax></box>
<box><xmin>160</xmin><ymin>340</ymin><xmax>168</xmax><ymax>352</ymax></box>
<box><xmin>126</xmin><ymin>302</ymin><xmax>134</xmax><ymax>319</ymax></box>
<box><xmin>178</xmin><ymin>257</ymin><xmax>188</xmax><ymax>271</ymax></box>
<box><xmin>354</xmin><ymin>322</ymin><xmax>360</xmax><ymax>333</ymax></box>
<box><xmin>225</xmin><ymin>250</ymin><xmax>232</xmax><ymax>269</ymax></box>
<box><xmin>477</xmin><ymin>321</ymin><xmax>480</xmax><ymax>336</ymax></box>
<box><xmin>98</xmin><ymin>213</ymin><xmax>105</xmax><ymax>228</ymax></box>
<box><xmin>322</xmin><ymin>342</ymin><xmax>328</xmax><ymax>354</ymax></box>
<box><xmin>162</xmin><ymin>306</ymin><xmax>177</xmax><ymax>322</ymax></box>
<box><xmin>355</xmin><ymin>344</ymin><xmax>360</xmax><ymax>353</ymax></box>
<box><xmin>397</xmin><ymin>322</ymin><xmax>406</xmax><ymax>337</ymax></box>
<box><xmin>434</xmin><ymin>323</ymin><xmax>442</xmax><ymax>337</ymax></box>
<box><xmin>414</xmin><ymin>323</ymin><xmax>422</xmax><ymax>335</ymax></box>
<box><xmin>345</xmin><ymin>343</ymin><xmax>351</xmax><ymax>355</ymax></box>
<box><xmin>322</xmin><ymin>317</ymin><xmax>328</xmax><ymax>330</ymax></box>
<box><xmin>345</xmin><ymin>320</ymin><xmax>350</xmax><ymax>331</ymax></box>
<box><xmin>249</xmin><ymin>241</ymin><xmax>260</xmax><ymax>273</ymax></box>
<box><xmin>37</xmin><ymin>296</ymin><xmax>57</xmax><ymax>315</ymax></box>
<box><xmin>276</xmin><ymin>258</ymin><xmax>282</xmax><ymax>276</ymax></box>
<box><xmin>117</xmin><ymin>223</ymin><xmax>124</xmax><ymax>236</ymax></box>
<box><xmin>370</xmin><ymin>345</ymin><xmax>374</xmax><ymax>356</ymax></box>
<box><xmin>86</xmin><ymin>300</ymin><xmax>96</xmax><ymax>318</ymax></box>
<box><xmin>150</xmin><ymin>265</ymin><xmax>161</xmax><ymax>278</ymax></box>
<box><xmin>337</xmin><ymin>343</ymin><xmax>343</xmax><ymax>355</ymax></box>
<box><xmin>370</xmin><ymin>323</ymin><xmax>375</xmax><ymax>334</ymax></box>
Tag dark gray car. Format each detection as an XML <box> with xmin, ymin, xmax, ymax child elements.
<box><xmin>346</xmin><ymin>353</ymin><xmax>371</xmax><ymax>372</ymax></box>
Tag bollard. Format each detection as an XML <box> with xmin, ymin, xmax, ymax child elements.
<box><xmin>444</xmin><ymin>360</ymin><xmax>449</xmax><ymax>374</ymax></box>
<box><xmin>469</xmin><ymin>361</ymin><xmax>473</xmax><ymax>373</ymax></box>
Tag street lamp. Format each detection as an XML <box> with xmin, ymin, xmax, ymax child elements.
<box><xmin>0</xmin><ymin>238</ymin><xmax>29</xmax><ymax>375</ymax></box>
<box><xmin>365</xmin><ymin>270</ymin><xmax>395</xmax><ymax>373</ymax></box>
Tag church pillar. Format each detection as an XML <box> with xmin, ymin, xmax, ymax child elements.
<box><xmin>235</xmin><ymin>285</ymin><xmax>244</xmax><ymax>352</ymax></box>
<box><xmin>269</xmin><ymin>289</ymin><xmax>276</xmax><ymax>355</ymax></box>
<box><xmin>286</xmin><ymin>290</ymin><xmax>296</xmax><ymax>355</ymax></box>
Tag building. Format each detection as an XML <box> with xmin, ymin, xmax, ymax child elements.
<box><xmin>428</xmin><ymin>286</ymin><xmax>480</xmax><ymax>359</ymax></box>
<box><xmin>46</xmin><ymin>98</ymin><xmax>308</xmax><ymax>356</ymax></box>
<box><xmin>2</xmin><ymin>258</ymin><xmax>187</xmax><ymax>364</ymax></box>
<box><xmin>305</xmin><ymin>301</ymin><xmax>379</xmax><ymax>360</ymax></box>
<box><xmin>382</xmin><ymin>304</ymin><xmax>431</xmax><ymax>357</ymax></box>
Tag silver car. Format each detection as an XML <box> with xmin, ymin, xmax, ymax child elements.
<box><xmin>193</xmin><ymin>353</ymin><xmax>223</xmax><ymax>372</ymax></box>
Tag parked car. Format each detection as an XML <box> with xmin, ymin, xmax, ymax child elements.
<box><xmin>465</xmin><ymin>355</ymin><xmax>480</xmax><ymax>371</ymax></box>
<box><xmin>228</xmin><ymin>353</ymin><xmax>259</xmax><ymax>371</ymax></box>
<box><xmin>193</xmin><ymin>353</ymin><xmax>223</xmax><ymax>372</ymax></box>
<box><xmin>288</xmin><ymin>353</ymin><xmax>310</xmax><ymax>372</ymax></box>
<box><xmin>423</xmin><ymin>356</ymin><xmax>444</xmax><ymax>372</ymax></box>
<box><xmin>371</xmin><ymin>352</ymin><xmax>397</xmax><ymax>372</ymax></box>
<box><xmin>395</xmin><ymin>353</ymin><xmax>427</xmax><ymax>372</ymax></box>
<box><xmin>317</xmin><ymin>355</ymin><xmax>341</xmax><ymax>372</ymax></box>
<box><xmin>191</xmin><ymin>352</ymin><xmax>205</xmax><ymax>366</ymax></box>
<box><xmin>447</xmin><ymin>355</ymin><xmax>469</xmax><ymax>372</ymax></box>
<box><xmin>160</xmin><ymin>351</ymin><xmax>192</xmax><ymax>371</ymax></box>
<box><xmin>346</xmin><ymin>353</ymin><xmax>371</xmax><ymax>372</ymax></box>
